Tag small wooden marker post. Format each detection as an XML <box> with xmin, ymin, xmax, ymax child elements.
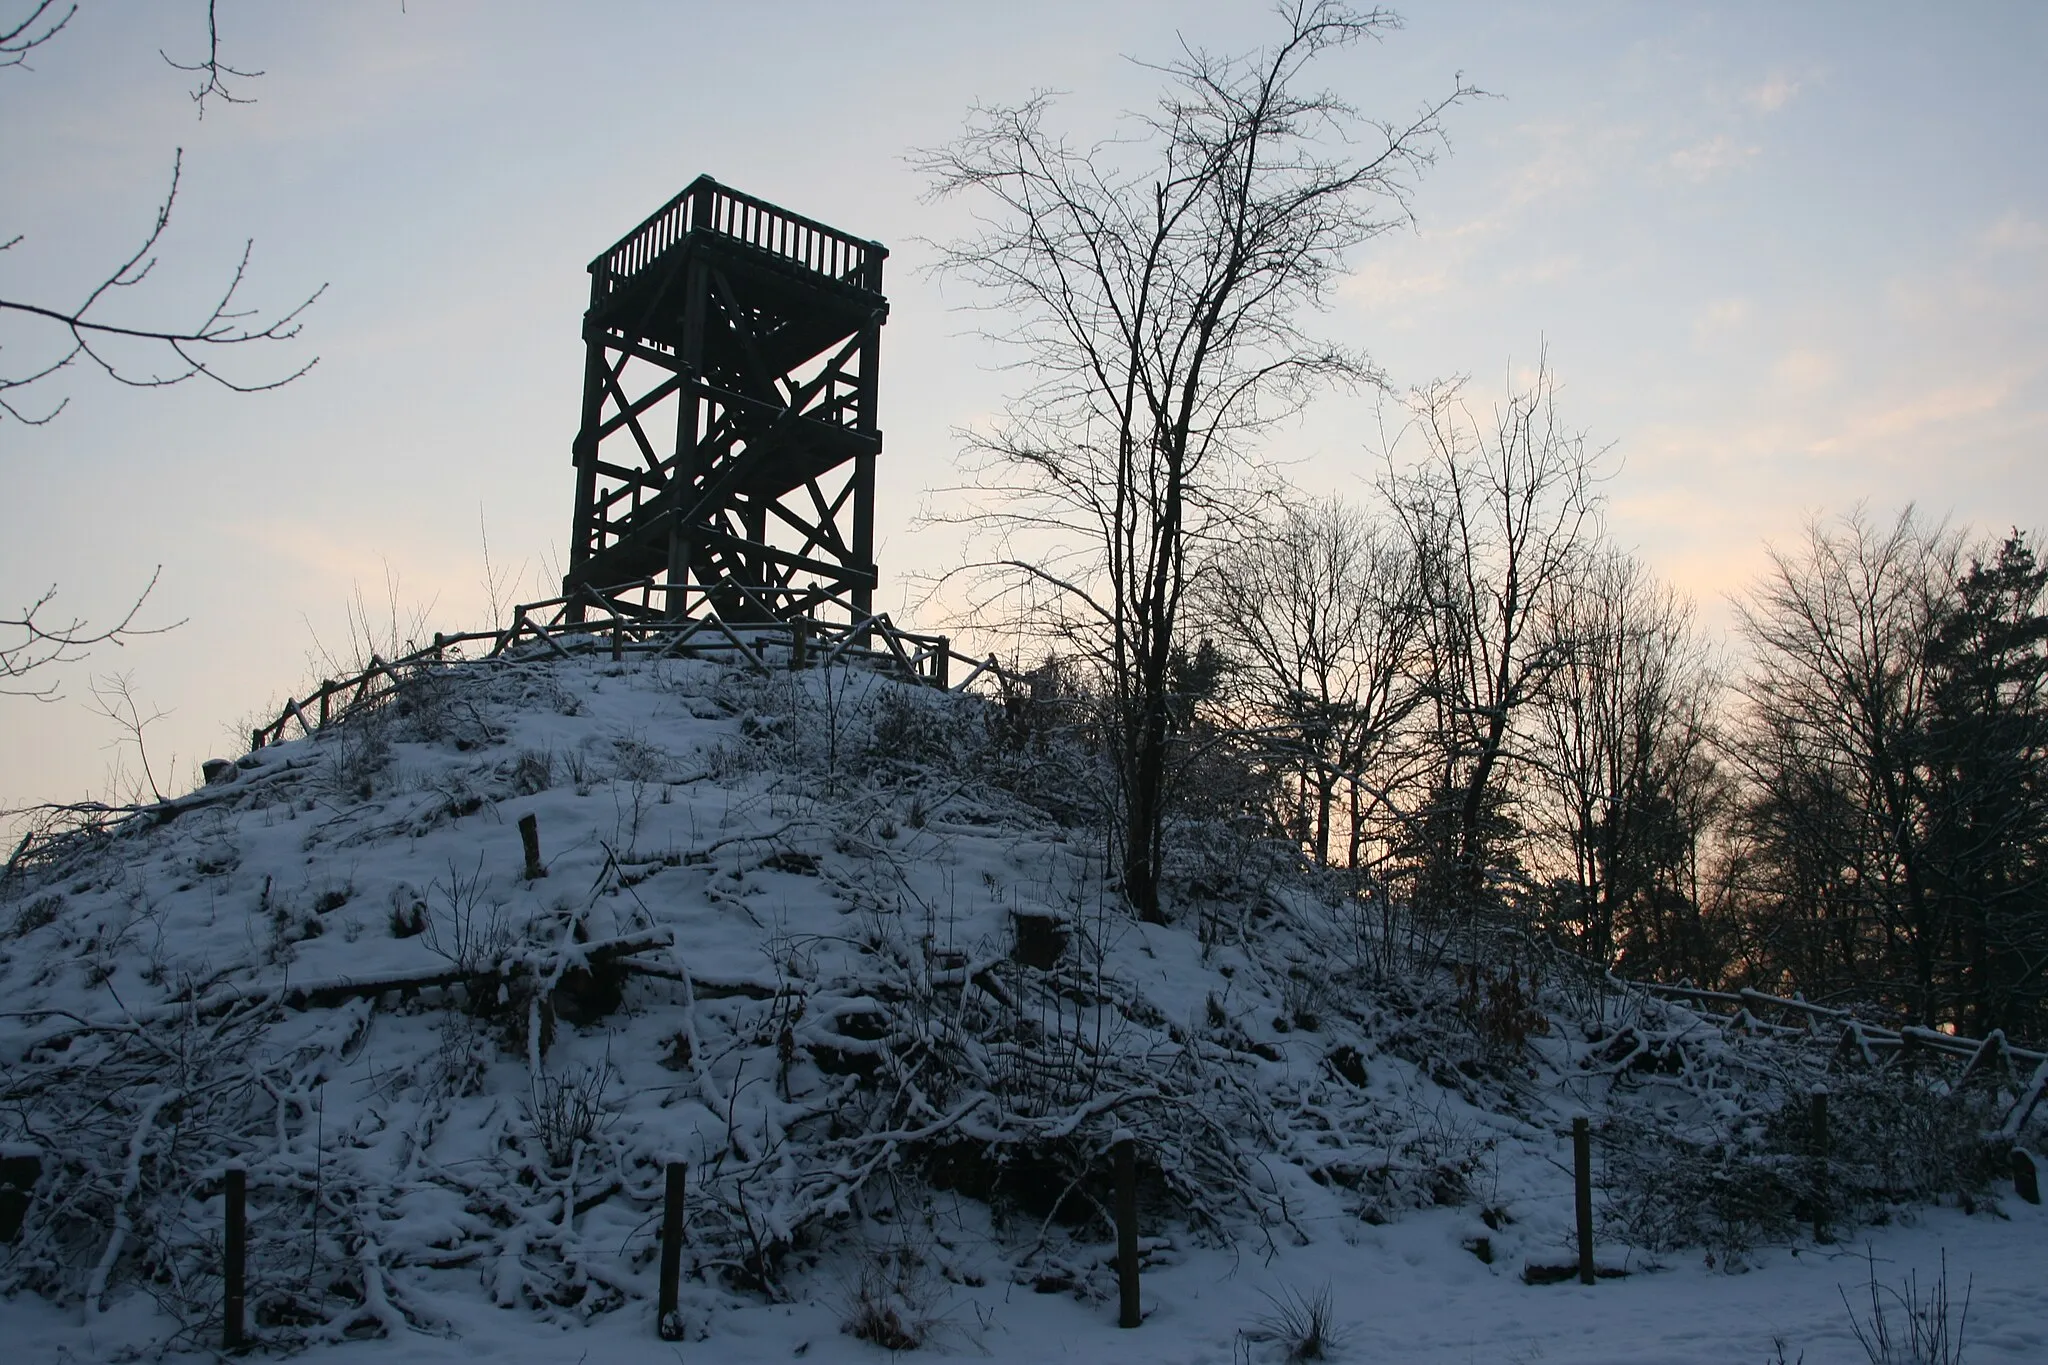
<box><xmin>1810</xmin><ymin>1088</ymin><xmax>1831</xmax><ymax>1242</ymax></box>
<box><xmin>519</xmin><ymin>813</ymin><xmax>545</xmax><ymax>880</ymax></box>
<box><xmin>1572</xmin><ymin>1117</ymin><xmax>1594</xmax><ymax>1286</ymax></box>
<box><xmin>657</xmin><ymin>1161</ymin><xmax>688</xmax><ymax>1341</ymax></box>
<box><xmin>1114</xmin><ymin>1136</ymin><xmax>1140</xmax><ymax>1329</ymax></box>
<box><xmin>788</xmin><ymin>619</ymin><xmax>808</xmax><ymax>672</ymax></box>
<box><xmin>223</xmin><ymin>1164</ymin><xmax>247</xmax><ymax>1351</ymax></box>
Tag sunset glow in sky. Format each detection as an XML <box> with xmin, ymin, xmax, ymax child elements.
<box><xmin>4</xmin><ymin>1</ymin><xmax>2045</xmax><ymax>813</ymax></box>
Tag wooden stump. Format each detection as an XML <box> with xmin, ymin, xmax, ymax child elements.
<box><xmin>2013</xmin><ymin>1148</ymin><xmax>2041</xmax><ymax>1205</ymax></box>
<box><xmin>519</xmin><ymin>813</ymin><xmax>546</xmax><ymax>880</ymax></box>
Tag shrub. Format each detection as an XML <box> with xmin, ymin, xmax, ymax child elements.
<box><xmin>509</xmin><ymin>748</ymin><xmax>554</xmax><ymax>795</ymax></box>
<box><xmin>525</xmin><ymin>1063</ymin><xmax>613</xmax><ymax>1168</ymax></box>
<box><xmin>1455</xmin><ymin>961</ymin><xmax>1549</xmax><ymax>1054</ymax></box>
<box><xmin>1808</xmin><ymin>1070</ymin><xmax>2002</xmax><ymax>1209</ymax></box>
<box><xmin>1841</xmin><ymin>1247</ymin><xmax>1971</xmax><ymax>1365</ymax></box>
<box><xmin>419</xmin><ymin>858</ymin><xmax>511</xmax><ymax>972</ymax></box>
<box><xmin>839</xmin><ymin>1240</ymin><xmax>940</xmax><ymax>1353</ymax></box>
<box><xmin>6</xmin><ymin>893</ymin><xmax>62</xmax><ymax>939</ymax></box>
<box><xmin>1600</xmin><ymin>1117</ymin><xmax>1801</xmax><ymax>1266</ymax></box>
<box><xmin>1245</xmin><ymin>1284</ymin><xmax>1342</xmax><ymax>1362</ymax></box>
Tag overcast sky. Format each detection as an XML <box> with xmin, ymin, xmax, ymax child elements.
<box><xmin>4</xmin><ymin>0</ymin><xmax>2045</xmax><ymax>815</ymax></box>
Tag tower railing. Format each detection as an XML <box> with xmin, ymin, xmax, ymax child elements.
<box><xmin>593</xmin><ymin>175</ymin><xmax>884</xmax><ymax>299</ymax></box>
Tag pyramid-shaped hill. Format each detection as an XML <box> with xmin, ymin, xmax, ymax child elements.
<box><xmin>4</xmin><ymin>650</ymin><xmax>2044</xmax><ymax>1360</ymax></box>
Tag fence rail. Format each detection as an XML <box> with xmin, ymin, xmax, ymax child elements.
<box><xmin>1630</xmin><ymin>979</ymin><xmax>2048</xmax><ymax>1062</ymax></box>
<box><xmin>247</xmin><ymin>579</ymin><xmax>1002</xmax><ymax>753</ymax></box>
<box><xmin>1624</xmin><ymin>978</ymin><xmax>2048</xmax><ymax>1138</ymax></box>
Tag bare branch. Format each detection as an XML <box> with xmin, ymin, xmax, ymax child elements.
<box><xmin>160</xmin><ymin>0</ymin><xmax>261</xmax><ymax>117</ymax></box>
<box><xmin>0</xmin><ymin>151</ymin><xmax>325</xmax><ymax>422</ymax></box>
<box><xmin>2</xmin><ymin>569</ymin><xmax>184</xmax><ymax>701</ymax></box>
<box><xmin>85</xmin><ymin>670</ymin><xmax>174</xmax><ymax>804</ymax></box>
<box><xmin>0</xmin><ymin>0</ymin><xmax>72</xmax><ymax>71</ymax></box>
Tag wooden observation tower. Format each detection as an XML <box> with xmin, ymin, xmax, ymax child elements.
<box><xmin>562</xmin><ymin>177</ymin><xmax>887</xmax><ymax>627</ymax></box>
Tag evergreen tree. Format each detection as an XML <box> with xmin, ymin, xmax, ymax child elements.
<box><xmin>1919</xmin><ymin>532</ymin><xmax>2048</xmax><ymax>1035</ymax></box>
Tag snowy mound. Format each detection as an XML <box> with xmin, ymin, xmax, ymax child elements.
<box><xmin>3</xmin><ymin>652</ymin><xmax>2044</xmax><ymax>1362</ymax></box>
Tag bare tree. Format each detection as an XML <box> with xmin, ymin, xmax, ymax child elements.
<box><xmin>1380</xmin><ymin>359</ymin><xmax>1606</xmax><ymax>922</ymax></box>
<box><xmin>1729</xmin><ymin>505</ymin><xmax>1960</xmax><ymax>1018</ymax></box>
<box><xmin>919</xmin><ymin>1</ymin><xmax>1473</xmax><ymax>919</ymax></box>
<box><xmin>1201</xmin><ymin>495</ymin><xmax>1424</xmax><ymax>867</ymax></box>
<box><xmin>1526</xmin><ymin>548</ymin><xmax>1719</xmax><ymax>971</ymax></box>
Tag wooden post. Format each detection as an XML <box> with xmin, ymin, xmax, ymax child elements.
<box><xmin>1114</xmin><ymin>1137</ymin><xmax>1140</xmax><ymax>1328</ymax></box>
<box><xmin>318</xmin><ymin>685</ymin><xmax>333</xmax><ymax>729</ymax></box>
<box><xmin>223</xmin><ymin>1164</ymin><xmax>247</xmax><ymax>1350</ymax></box>
<box><xmin>933</xmin><ymin>638</ymin><xmax>950</xmax><ymax>690</ymax></box>
<box><xmin>250</xmin><ymin>728</ymin><xmax>263</xmax><ymax>756</ymax></box>
<box><xmin>433</xmin><ymin>631</ymin><xmax>446</xmax><ymax>662</ymax></box>
<box><xmin>657</xmin><ymin>1161</ymin><xmax>688</xmax><ymax>1340</ymax></box>
<box><xmin>519</xmin><ymin>813</ymin><xmax>545</xmax><ymax>880</ymax></box>
<box><xmin>1810</xmin><ymin>1089</ymin><xmax>1831</xmax><ymax>1241</ymax></box>
<box><xmin>788</xmin><ymin>619</ymin><xmax>807</xmax><ymax>671</ymax></box>
<box><xmin>611</xmin><ymin>621</ymin><xmax>624</xmax><ymax>662</ymax></box>
<box><xmin>1573</xmin><ymin>1117</ymin><xmax>1594</xmax><ymax>1285</ymax></box>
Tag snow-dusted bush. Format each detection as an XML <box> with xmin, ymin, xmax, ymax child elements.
<box><xmin>1773</xmin><ymin>1066</ymin><xmax>2004</xmax><ymax>1213</ymax></box>
<box><xmin>525</xmin><ymin>1062</ymin><xmax>615</xmax><ymax>1168</ymax></box>
<box><xmin>506</xmin><ymin>746</ymin><xmax>554</xmax><ymax>795</ymax></box>
<box><xmin>327</xmin><ymin>710</ymin><xmax>392</xmax><ymax>801</ymax></box>
<box><xmin>5</xmin><ymin>891</ymin><xmax>61</xmax><ymax>938</ymax></box>
<box><xmin>0</xmin><ymin>995</ymin><xmax>440</xmax><ymax>1345</ymax></box>
<box><xmin>979</xmin><ymin>654</ymin><xmax>1107</xmax><ymax>825</ymax></box>
<box><xmin>837</xmin><ymin>1233</ymin><xmax>947</xmax><ymax>1353</ymax></box>
<box><xmin>1597</xmin><ymin>1016</ymin><xmax>2010</xmax><ymax>1266</ymax></box>
<box><xmin>1599</xmin><ymin>1116</ymin><xmax>1802</xmax><ymax>1266</ymax></box>
<box><xmin>418</xmin><ymin>856</ymin><xmax>515</xmax><ymax>974</ymax></box>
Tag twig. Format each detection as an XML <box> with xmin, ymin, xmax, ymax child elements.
<box><xmin>160</xmin><ymin>0</ymin><xmax>262</xmax><ymax>117</ymax></box>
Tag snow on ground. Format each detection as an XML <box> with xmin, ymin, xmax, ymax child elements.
<box><xmin>14</xmin><ymin>1198</ymin><xmax>2044</xmax><ymax>1363</ymax></box>
<box><xmin>3</xmin><ymin>649</ymin><xmax>2044</xmax><ymax>1362</ymax></box>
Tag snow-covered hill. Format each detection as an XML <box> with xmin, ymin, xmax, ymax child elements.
<box><xmin>3</xmin><ymin>650</ymin><xmax>2043</xmax><ymax>1363</ymax></box>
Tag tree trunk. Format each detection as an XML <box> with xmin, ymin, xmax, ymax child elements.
<box><xmin>1124</xmin><ymin>711</ymin><xmax>1169</xmax><ymax>923</ymax></box>
<box><xmin>1314</xmin><ymin>767</ymin><xmax>1336</xmax><ymax>867</ymax></box>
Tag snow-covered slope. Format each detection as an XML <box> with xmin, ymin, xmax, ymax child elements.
<box><xmin>2</xmin><ymin>651</ymin><xmax>2043</xmax><ymax>1363</ymax></box>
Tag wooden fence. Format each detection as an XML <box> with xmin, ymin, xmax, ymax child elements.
<box><xmin>248</xmin><ymin>580</ymin><xmax>1004</xmax><ymax>753</ymax></box>
<box><xmin>1626</xmin><ymin>979</ymin><xmax>2048</xmax><ymax>1139</ymax></box>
